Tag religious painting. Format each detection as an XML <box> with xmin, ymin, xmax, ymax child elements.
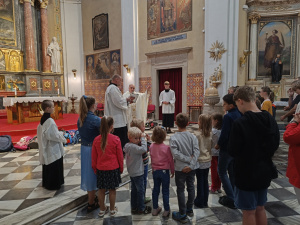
<box><xmin>85</xmin><ymin>49</ymin><xmax>121</xmax><ymax>81</ymax></box>
<box><xmin>92</xmin><ymin>13</ymin><xmax>109</xmax><ymax>50</ymax></box>
<box><xmin>6</xmin><ymin>75</ymin><xmax>25</xmax><ymax>91</ymax></box>
<box><xmin>0</xmin><ymin>50</ymin><xmax>5</xmax><ymax>70</ymax></box>
<box><xmin>257</xmin><ymin>17</ymin><xmax>297</xmax><ymax>78</ymax></box>
<box><xmin>0</xmin><ymin>0</ymin><xmax>16</xmax><ymax>46</ymax></box>
<box><xmin>147</xmin><ymin>0</ymin><xmax>192</xmax><ymax>40</ymax></box>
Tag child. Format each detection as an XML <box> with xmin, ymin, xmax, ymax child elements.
<box><xmin>150</xmin><ymin>126</ymin><xmax>175</xmax><ymax>217</ymax></box>
<box><xmin>170</xmin><ymin>113</ymin><xmax>200</xmax><ymax>223</ymax></box>
<box><xmin>228</xmin><ymin>86</ymin><xmax>279</xmax><ymax>224</ymax></box>
<box><xmin>130</xmin><ymin>119</ymin><xmax>151</xmax><ymax>204</ymax></box>
<box><xmin>194</xmin><ymin>114</ymin><xmax>212</xmax><ymax>208</ymax></box>
<box><xmin>92</xmin><ymin>117</ymin><xmax>123</xmax><ymax>217</ymax></box>
<box><xmin>216</xmin><ymin>94</ymin><xmax>241</xmax><ymax>209</ymax></box>
<box><xmin>210</xmin><ymin>113</ymin><xmax>223</xmax><ymax>194</ymax></box>
<box><xmin>124</xmin><ymin>127</ymin><xmax>152</xmax><ymax>214</ymax></box>
<box><xmin>260</xmin><ymin>86</ymin><xmax>273</xmax><ymax>116</ymax></box>
<box><xmin>37</xmin><ymin>100</ymin><xmax>66</xmax><ymax>190</ymax></box>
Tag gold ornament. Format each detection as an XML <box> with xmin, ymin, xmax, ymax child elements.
<box><xmin>207</xmin><ymin>41</ymin><xmax>227</xmax><ymax>61</ymax></box>
<box><xmin>44</xmin><ymin>81</ymin><xmax>51</xmax><ymax>89</ymax></box>
<box><xmin>31</xmin><ymin>80</ymin><xmax>37</xmax><ymax>88</ymax></box>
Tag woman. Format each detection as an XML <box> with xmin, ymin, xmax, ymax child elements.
<box><xmin>260</xmin><ymin>86</ymin><xmax>273</xmax><ymax>116</ymax></box>
<box><xmin>77</xmin><ymin>95</ymin><xmax>101</xmax><ymax>212</ymax></box>
<box><xmin>283</xmin><ymin>112</ymin><xmax>300</xmax><ymax>204</ymax></box>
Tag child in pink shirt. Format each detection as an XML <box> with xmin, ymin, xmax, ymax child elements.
<box><xmin>149</xmin><ymin>126</ymin><xmax>175</xmax><ymax>217</ymax></box>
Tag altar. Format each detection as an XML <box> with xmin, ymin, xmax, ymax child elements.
<box><xmin>3</xmin><ymin>97</ymin><xmax>67</xmax><ymax>124</ymax></box>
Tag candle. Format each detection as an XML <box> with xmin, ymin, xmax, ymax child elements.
<box><xmin>57</xmin><ymin>88</ymin><xmax>59</xmax><ymax>95</ymax></box>
<box><xmin>14</xmin><ymin>88</ymin><xmax>17</xmax><ymax>96</ymax></box>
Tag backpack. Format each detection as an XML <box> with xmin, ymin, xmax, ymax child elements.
<box><xmin>14</xmin><ymin>136</ymin><xmax>32</xmax><ymax>151</ymax></box>
<box><xmin>72</xmin><ymin>130</ymin><xmax>81</xmax><ymax>144</ymax></box>
<box><xmin>64</xmin><ymin>131</ymin><xmax>73</xmax><ymax>145</ymax></box>
<box><xmin>28</xmin><ymin>136</ymin><xmax>39</xmax><ymax>149</ymax></box>
<box><xmin>0</xmin><ymin>135</ymin><xmax>15</xmax><ymax>152</ymax></box>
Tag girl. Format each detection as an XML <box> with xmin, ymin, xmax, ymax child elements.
<box><xmin>149</xmin><ymin>126</ymin><xmax>174</xmax><ymax>217</ymax></box>
<box><xmin>77</xmin><ymin>95</ymin><xmax>100</xmax><ymax>212</ymax></box>
<box><xmin>260</xmin><ymin>86</ymin><xmax>273</xmax><ymax>116</ymax></box>
<box><xmin>210</xmin><ymin>113</ymin><xmax>223</xmax><ymax>194</ymax></box>
<box><xmin>194</xmin><ymin>114</ymin><xmax>212</xmax><ymax>208</ymax></box>
<box><xmin>92</xmin><ymin>117</ymin><xmax>123</xmax><ymax>217</ymax></box>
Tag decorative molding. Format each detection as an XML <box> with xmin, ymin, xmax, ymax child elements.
<box><xmin>249</xmin><ymin>13</ymin><xmax>261</xmax><ymax>24</ymax></box>
<box><xmin>40</xmin><ymin>0</ymin><xmax>48</xmax><ymax>9</ymax></box>
<box><xmin>246</xmin><ymin>0</ymin><xmax>300</xmax><ymax>7</ymax></box>
<box><xmin>145</xmin><ymin>47</ymin><xmax>192</xmax><ymax>58</ymax></box>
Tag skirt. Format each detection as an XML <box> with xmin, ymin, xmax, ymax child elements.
<box><xmin>81</xmin><ymin>145</ymin><xmax>98</xmax><ymax>191</ymax></box>
<box><xmin>162</xmin><ymin>113</ymin><xmax>174</xmax><ymax>128</ymax></box>
<box><xmin>97</xmin><ymin>168</ymin><xmax>122</xmax><ymax>190</ymax></box>
<box><xmin>42</xmin><ymin>156</ymin><xmax>64</xmax><ymax>190</ymax></box>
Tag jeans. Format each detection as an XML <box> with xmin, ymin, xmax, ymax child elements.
<box><xmin>218</xmin><ymin>150</ymin><xmax>235</xmax><ymax>200</ymax></box>
<box><xmin>152</xmin><ymin>170</ymin><xmax>170</xmax><ymax>211</ymax></box>
<box><xmin>144</xmin><ymin>164</ymin><xmax>148</xmax><ymax>195</ymax></box>
<box><xmin>130</xmin><ymin>175</ymin><xmax>145</xmax><ymax>211</ymax></box>
<box><xmin>210</xmin><ymin>156</ymin><xmax>221</xmax><ymax>190</ymax></box>
<box><xmin>194</xmin><ymin>168</ymin><xmax>209</xmax><ymax>207</ymax></box>
<box><xmin>175</xmin><ymin>170</ymin><xmax>196</xmax><ymax>215</ymax></box>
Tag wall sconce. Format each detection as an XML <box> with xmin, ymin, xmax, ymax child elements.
<box><xmin>72</xmin><ymin>69</ymin><xmax>77</xmax><ymax>79</ymax></box>
<box><xmin>123</xmin><ymin>64</ymin><xmax>131</xmax><ymax>76</ymax></box>
<box><xmin>239</xmin><ymin>50</ymin><xmax>252</xmax><ymax>67</ymax></box>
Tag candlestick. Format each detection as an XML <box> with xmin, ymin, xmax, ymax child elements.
<box><xmin>14</xmin><ymin>88</ymin><xmax>17</xmax><ymax>98</ymax></box>
<box><xmin>57</xmin><ymin>88</ymin><xmax>59</xmax><ymax>96</ymax></box>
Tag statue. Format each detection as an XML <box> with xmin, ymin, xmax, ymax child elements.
<box><xmin>47</xmin><ymin>37</ymin><xmax>61</xmax><ymax>73</ymax></box>
<box><xmin>271</xmin><ymin>54</ymin><xmax>283</xmax><ymax>83</ymax></box>
<box><xmin>7</xmin><ymin>79</ymin><xmax>24</xmax><ymax>91</ymax></box>
<box><xmin>209</xmin><ymin>64</ymin><xmax>222</xmax><ymax>88</ymax></box>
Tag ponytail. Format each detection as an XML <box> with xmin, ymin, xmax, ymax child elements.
<box><xmin>269</xmin><ymin>91</ymin><xmax>275</xmax><ymax>102</ymax></box>
<box><xmin>100</xmin><ymin>116</ymin><xmax>114</xmax><ymax>152</ymax></box>
<box><xmin>78</xmin><ymin>95</ymin><xmax>96</xmax><ymax>127</ymax></box>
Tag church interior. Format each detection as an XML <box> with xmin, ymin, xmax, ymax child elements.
<box><xmin>0</xmin><ymin>0</ymin><xmax>300</xmax><ymax>224</ymax></box>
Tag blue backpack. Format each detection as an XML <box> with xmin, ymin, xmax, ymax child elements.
<box><xmin>0</xmin><ymin>135</ymin><xmax>15</xmax><ymax>152</ymax></box>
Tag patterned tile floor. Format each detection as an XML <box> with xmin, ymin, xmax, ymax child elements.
<box><xmin>0</xmin><ymin>125</ymin><xmax>299</xmax><ymax>224</ymax></box>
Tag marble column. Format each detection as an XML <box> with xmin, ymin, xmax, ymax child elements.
<box><xmin>40</xmin><ymin>1</ymin><xmax>51</xmax><ymax>72</ymax></box>
<box><xmin>248</xmin><ymin>13</ymin><xmax>260</xmax><ymax>81</ymax></box>
<box><xmin>23</xmin><ymin>0</ymin><xmax>37</xmax><ymax>71</ymax></box>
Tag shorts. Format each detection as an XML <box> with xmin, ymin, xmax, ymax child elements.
<box><xmin>234</xmin><ymin>187</ymin><xmax>268</xmax><ymax>210</ymax></box>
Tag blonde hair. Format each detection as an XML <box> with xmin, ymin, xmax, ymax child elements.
<box><xmin>100</xmin><ymin>117</ymin><xmax>114</xmax><ymax>152</ymax></box>
<box><xmin>198</xmin><ymin>114</ymin><xmax>212</xmax><ymax>137</ymax></box>
<box><xmin>128</xmin><ymin>127</ymin><xmax>142</xmax><ymax>139</ymax></box>
<box><xmin>78</xmin><ymin>95</ymin><xmax>96</xmax><ymax>127</ymax></box>
<box><xmin>151</xmin><ymin>126</ymin><xmax>166</xmax><ymax>144</ymax></box>
<box><xmin>130</xmin><ymin>119</ymin><xmax>144</xmax><ymax>130</ymax></box>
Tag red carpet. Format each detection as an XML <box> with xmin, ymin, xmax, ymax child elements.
<box><xmin>0</xmin><ymin>114</ymin><xmax>79</xmax><ymax>143</ymax></box>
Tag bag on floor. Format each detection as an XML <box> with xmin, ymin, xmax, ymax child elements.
<box><xmin>28</xmin><ymin>136</ymin><xmax>39</xmax><ymax>149</ymax></box>
<box><xmin>0</xmin><ymin>135</ymin><xmax>15</xmax><ymax>152</ymax></box>
<box><xmin>14</xmin><ymin>136</ymin><xmax>32</xmax><ymax>151</ymax></box>
<box><xmin>72</xmin><ymin>130</ymin><xmax>81</xmax><ymax>144</ymax></box>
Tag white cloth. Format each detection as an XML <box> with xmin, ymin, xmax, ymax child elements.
<box><xmin>123</xmin><ymin>91</ymin><xmax>149</xmax><ymax>126</ymax></box>
<box><xmin>47</xmin><ymin>39</ymin><xmax>61</xmax><ymax>73</ymax></box>
<box><xmin>104</xmin><ymin>84</ymin><xmax>128</xmax><ymax>128</ymax></box>
<box><xmin>159</xmin><ymin>89</ymin><xmax>176</xmax><ymax>114</ymax></box>
<box><xmin>3</xmin><ymin>96</ymin><xmax>67</xmax><ymax>107</ymax></box>
<box><xmin>37</xmin><ymin>118</ymin><xmax>66</xmax><ymax>165</ymax></box>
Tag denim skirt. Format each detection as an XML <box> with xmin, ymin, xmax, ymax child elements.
<box><xmin>80</xmin><ymin>145</ymin><xmax>97</xmax><ymax>191</ymax></box>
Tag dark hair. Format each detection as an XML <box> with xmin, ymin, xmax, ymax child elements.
<box><xmin>198</xmin><ymin>114</ymin><xmax>212</xmax><ymax>137</ymax></box>
<box><xmin>151</xmin><ymin>126</ymin><xmax>166</xmax><ymax>144</ymax></box>
<box><xmin>261</xmin><ymin>86</ymin><xmax>274</xmax><ymax>102</ymax></box>
<box><xmin>223</xmin><ymin>94</ymin><xmax>236</xmax><ymax>106</ymax></box>
<box><xmin>233</xmin><ymin>86</ymin><xmax>256</xmax><ymax>102</ymax></box>
<box><xmin>176</xmin><ymin>113</ymin><xmax>189</xmax><ymax>129</ymax></box>
<box><xmin>211</xmin><ymin>113</ymin><xmax>223</xmax><ymax>130</ymax></box>
<box><xmin>41</xmin><ymin>100</ymin><xmax>53</xmax><ymax>111</ymax></box>
<box><xmin>100</xmin><ymin>117</ymin><xmax>114</xmax><ymax>152</ymax></box>
<box><xmin>78</xmin><ymin>95</ymin><xmax>96</xmax><ymax>127</ymax></box>
<box><xmin>256</xmin><ymin>99</ymin><xmax>261</xmax><ymax>109</ymax></box>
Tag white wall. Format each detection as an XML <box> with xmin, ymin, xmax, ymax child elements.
<box><xmin>60</xmin><ymin>0</ymin><xmax>84</xmax><ymax>100</ymax></box>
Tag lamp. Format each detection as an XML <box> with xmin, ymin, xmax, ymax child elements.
<box><xmin>239</xmin><ymin>50</ymin><xmax>252</xmax><ymax>67</ymax></box>
<box><xmin>123</xmin><ymin>64</ymin><xmax>131</xmax><ymax>76</ymax></box>
<box><xmin>72</xmin><ymin>69</ymin><xmax>77</xmax><ymax>79</ymax></box>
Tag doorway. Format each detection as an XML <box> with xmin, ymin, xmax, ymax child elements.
<box><xmin>158</xmin><ymin>68</ymin><xmax>182</xmax><ymax>120</ymax></box>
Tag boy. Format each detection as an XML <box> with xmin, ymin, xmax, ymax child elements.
<box><xmin>170</xmin><ymin>113</ymin><xmax>200</xmax><ymax>223</ymax></box>
<box><xmin>37</xmin><ymin>100</ymin><xmax>66</xmax><ymax>190</ymax></box>
<box><xmin>215</xmin><ymin>94</ymin><xmax>241</xmax><ymax>209</ymax></box>
<box><xmin>124</xmin><ymin>127</ymin><xmax>152</xmax><ymax>214</ymax></box>
<box><xmin>228</xmin><ymin>86</ymin><xmax>279</xmax><ymax>224</ymax></box>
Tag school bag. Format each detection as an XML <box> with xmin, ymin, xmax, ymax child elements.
<box><xmin>28</xmin><ymin>136</ymin><xmax>39</xmax><ymax>149</ymax></box>
<box><xmin>0</xmin><ymin>135</ymin><xmax>15</xmax><ymax>152</ymax></box>
<box><xmin>14</xmin><ymin>136</ymin><xmax>32</xmax><ymax>151</ymax></box>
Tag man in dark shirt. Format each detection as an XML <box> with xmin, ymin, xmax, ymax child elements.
<box><xmin>281</xmin><ymin>81</ymin><xmax>300</xmax><ymax>122</ymax></box>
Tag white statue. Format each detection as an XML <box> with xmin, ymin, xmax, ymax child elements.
<box><xmin>47</xmin><ymin>37</ymin><xmax>61</xmax><ymax>73</ymax></box>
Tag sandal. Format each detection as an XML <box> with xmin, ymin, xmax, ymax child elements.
<box><xmin>98</xmin><ymin>206</ymin><xmax>109</xmax><ymax>218</ymax></box>
<box><xmin>110</xmin><ymin>206</ymin><xmax>118</xmax><ymax>217</ymax></box>
<box><xmin>87</xmin><ymin>201</ymin><xmax>100</xmax><ymax>213</ymax></box>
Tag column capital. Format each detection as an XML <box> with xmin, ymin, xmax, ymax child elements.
<box><xmin>19</xmin><ymin>0</ymin><xmax>34</xmax><ymax>6</ymax></box>
<box><xmin>249</xmin><ymin>13</ymin><xmax>261</xmax><ymax>24</ymax></box>
<box><xmin>40</xmin><ymin>0</ymin><xmax>48</xmax><ymax>9</ymax></box>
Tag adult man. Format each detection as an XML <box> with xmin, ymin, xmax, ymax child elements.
<box><xmin>159</xmin><ymin>81</ymin><xmax>176</xmax><ymax>133</ymax></box>
<box><xmin>271</xmin><ymin>54</ymin><xmax>283</xmax><ymax>83</ymax></box>
<box><xmin>123</xmin><ymin>84</ymin><xmax>150</xmax><ymax>125</ymax></box>
<box><xmin>104</xmin><ymin>75</ymin><xmax>132</xmax><ymax>149</ymax></box>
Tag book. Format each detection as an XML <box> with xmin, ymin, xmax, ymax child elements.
<box><xmin>130</xmin><ymin>93</ymin><xmax>139</xmax><ymax>103</ymax></box>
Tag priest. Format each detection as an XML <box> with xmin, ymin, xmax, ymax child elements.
<box><xmin>159</xmin><ymin>81</ymin><xmax>176</xmax><ymax>133</ymax></box>
<box><xmin>123</xmin><ymin>84</ymin><xmax>150</xmax><ymax>126</ymax></box>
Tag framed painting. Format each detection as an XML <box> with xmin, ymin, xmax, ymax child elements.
<box><xmin>257</xmin><ymin>17</ymin><xmax>297</xmax><ymax>78</ymax></box>
<box><xmin>0</xmin><ymin>0</ymin><xmax>16</xmax><ymax>46</ymax></box>
<box><xmin>92</xmin><ymin>13</ymin><xmax>109</xmax><ymax>50</ymax></box>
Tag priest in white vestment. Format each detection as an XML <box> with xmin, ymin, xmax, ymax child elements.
<box><xmin>159</xmin><ymin>81</ymin><xmax>176</xmax><ymax>133</ymax></box>
<box><xmin>123</xmin><ymin>84</ymin><xmax>150</xmax><ymax>126</ymax></box>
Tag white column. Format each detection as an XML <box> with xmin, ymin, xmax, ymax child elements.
<box><xmin>248</xmin><ymin>13</ymin><xmax>260</xmax><ymax>81</ymax></box>
<box><xmin>204</xmin><ymin>0</ymin><xmax>239</xmax><ymax>97</ymax></box>
<box><xmin>121</xmin><ymin>0</ymin><xmax>139</xmax><ymax>92</ymax></box>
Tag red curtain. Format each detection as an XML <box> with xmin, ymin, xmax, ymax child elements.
<box><xmin>158</xmin><ymin>68</ymin><xmax>182</xmax><ymax>120</ymax></box>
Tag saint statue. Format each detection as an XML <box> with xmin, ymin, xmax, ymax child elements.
<box><xmin>264</xmin><ymin>29</ymin><xmax>284</xmax><ymax>69</ymax></box>
<box><xmin>271</xmin><ymin>54</ymin><xmax>283</xmax><ymax>83</ymax></box>
<box><xmin>47</xmin><ymin>37</ymin><xmax>61</xmax><ymax>73</ymax></box>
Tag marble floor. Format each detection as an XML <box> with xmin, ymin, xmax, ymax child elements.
<box><xmin>0</xmin><ymin>125</ymin><xmax>299</xmax><ymax>224</ymax></box>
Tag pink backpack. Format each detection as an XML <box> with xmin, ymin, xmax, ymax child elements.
<box><xmin>14</xmin><ymin>136</ymin><xmax>33</xmax><ymax>151</ymax></box>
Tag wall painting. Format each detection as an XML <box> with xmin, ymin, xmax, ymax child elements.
<box><xmin>92</xmin><ymin>13</ymin><xmax>109</xmax><ymax>50</ymax></box>
<box><xmin>0</xmin><ymin>0</ymin><xmax>16</xmax><ymax>46</ymax></box>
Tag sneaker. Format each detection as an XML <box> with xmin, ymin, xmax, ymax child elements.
<box><xmin>144</xmin><ymin>196</ymin><xmax>152</xmax><ymax>204</ymax></box>
<box><xmin>131</xmin><ymin>208</ymin><xmax>138</xmax><ymax>214</ymax></box>
<box><xmin>152</xmin><ymin>207</ymin><xmax>162</xmax><ymax>216</ymax></box>
<box><xmin>218</xmin><ymin>196</ymin><xmax>236</xmax><ymax>209</ymax></box>
<box><xmin>137</xmin><ymin>206</ymin><xmax>152</xmax><ymax>214</ymax></box>
<box><xmin>172</xmin><ymin>211</ymin><xmax>189</xmax><ymax>223</ymax></box>
<box><xmin>162</xmin><ymin>210</ymin><xmax>170</xmax><ymax>217</ymax></box>
<box><xmin>186</xmin><ymin>209</ymin><xmax>194</xmax><ymax>217</ymax></box>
